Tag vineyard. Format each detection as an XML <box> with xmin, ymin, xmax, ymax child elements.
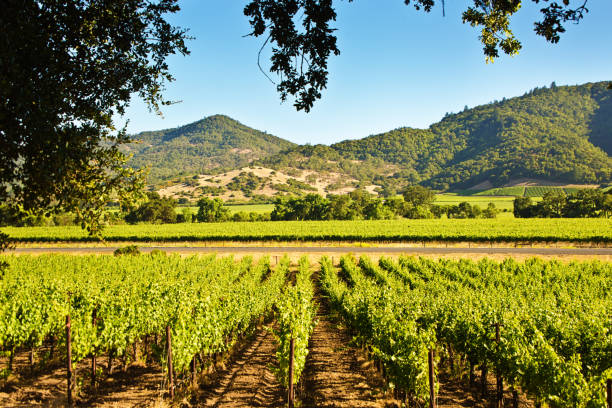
<box><xmin>3</xmin><ymin>217</ymin><xmax>612</xmax><ymax>243</ymax></box>
<box><xmin>0</xmin><ymin>254</ymin><xmax>610</xmax><ymax>407</ymax></box>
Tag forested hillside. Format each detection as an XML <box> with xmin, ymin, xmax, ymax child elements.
<box><xmin>129</xmin><ymin>82</ymin><xmax>611</xmax><ymax>193</ymax></box>
<box><xmin>125</xmin><ymin>115</ymin><xmax>296</xmax><ymax>183</ymax></box>
<box><xmin>262</xmin><ymin>81</ymin><xmax>611</xmax><ymax>193</ymax></box>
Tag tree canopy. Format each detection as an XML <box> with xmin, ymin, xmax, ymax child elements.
<box><xmin>0</xmin><ymin>0</ymin><xmax>188</xmax><ymax>234</ymax></box>
<box><xmin>244</xmin><ymin>0</ymin><xmax>597</xmax><ymax>111</ymax></box>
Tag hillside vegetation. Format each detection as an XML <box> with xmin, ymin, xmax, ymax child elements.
<box><xmin>127</xmin><ymin>82</ymin><xmax>611</xmax><ymax>195</ymax></box>
<box><xmin>125</xmin><ymin>115</ymin><xmax>296</xmax><ymax>183</ymax></box>
<box><xmin>263</xmin><ymin>81</ymin><xmax>611</xmax><ymax>193</ymax></box>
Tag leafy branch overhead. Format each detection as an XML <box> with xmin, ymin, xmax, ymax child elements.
<box><xmin>0</xmin><ymin>0</ymin><xmax>189</xmax><ymax>235</ymax></box>
<box><xmin>244</xmin><ymin>0</ymin><xmax>592</xmax><ymax>112</ymax></box>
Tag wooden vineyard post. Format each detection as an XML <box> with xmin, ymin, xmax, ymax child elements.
<box><xmin>191</xmin><ymin>356</ymin><xmax>197</xmax><ymax>389</ymax></box>
<box><xmin>469</xmin><ymin>362</ymin><xmax>475</xmax><ymax>387</ymax></box>
<box><xmin>107</xmin><ymin>350</ymin><xmax>114</xmax><ymax>375</ymax></box>
<box><xmin>288</xmin><ymin>337</ymin><xmax>295</xmax><ymax>408</ymax></box>
<box><xmin>428</xmin><ymin>348</ymin><xmax>436</xmax><ymax>408</ymax></box>
<box><xmin>607</xmin><ymin>379</ymin><xmax>611</xmax><ymax>408</ymax></box>
<box><xmin>166</xmin><ymin>325</ymin><xmax>174</xmax><ymax>399</ymax></box>
<box><xmin>511</xmin><ymin>386</ymin><xmax>519</xmax><ymax>408</ymax></box>
<box><xmin>91</xmin><ymin>308</ymin><xmax>97</xmax><ymax>388</ymax></box>
<box><xmin>66</xmin><ymin>315</ymin><xmax>73</xmax><ymax>407</ymax></box>
<box><xmin>494</xmin><ymin>323</ymin><xmax>503</xmax><ymax>408</ymax></box>
<box><xmin>481</xmin><ymin>361</ymin><xmax>488</xmax><ymax>399</ymax></box>
<box><xmin>144</xmin><ymin>335</ymin><xmax>149</xmax><ymax>364</ymax></box>
<box><xmin>29</xmin><ymin>347</ymin><xmax>35</xmax><ymax>374</ymax></box>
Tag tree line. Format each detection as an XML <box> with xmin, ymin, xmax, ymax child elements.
<box><xmin>4</xmin><ymin>187</ymin><xmax>609</xmax><ymax>227</ymax></box>
<box><xmin>513</xmin><ymin>189</ymin><xmax>612</xmax><ymax>218</ymax></box>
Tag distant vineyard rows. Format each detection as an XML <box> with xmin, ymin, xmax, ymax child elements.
<box><xmin>3</xmin><ymin>218</ymin><xmax>611</xmax><ymax>243</ymax></box>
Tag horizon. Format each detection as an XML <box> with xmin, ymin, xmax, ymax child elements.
<box><xmin>129</xmin><ymin>80</ymin><xmax>610</xmax><ymax>146</ymax></box>
<box><xmin>117</xmin><ymin>1</ymin><xmax>612</xmax><ymax>145</ymax></box>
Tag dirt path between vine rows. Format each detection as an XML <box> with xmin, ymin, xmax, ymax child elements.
<box><xmin>303</xmin><ymin>285</ymin><xmax>533</xmax><ymax>408</ymax></box>
<box><xmin>196</xmin><ymin>326</ymin><xmax>284</xmax><ymax>407</ymax></box>
<box><xmin>300</xmin><ymin>302</ymin><xmax>392</xmax><ymax>408</ymax></box>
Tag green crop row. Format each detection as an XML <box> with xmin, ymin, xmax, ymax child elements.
<box><xmin>3</xmin><ymin>218</ymin><xmax>610</xmax><ymax>243</ymax></box>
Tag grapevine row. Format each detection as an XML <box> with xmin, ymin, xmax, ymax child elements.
<box><xmin>323</xmin><ymin>254</ymin><xmax>611</xmax><ymax>407</ymax></box>
<box><xmin>273</xmin><ymin>255</ymin><xmax>317</xmax><ymax>404</ymax></box>
<box><xmin>0</xmin><ymin>253</ymin><xmax>287</xmax><ymax>397</ymax></box>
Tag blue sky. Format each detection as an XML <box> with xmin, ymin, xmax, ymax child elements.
<box><xmin>118</xmin><ymin>0</ymin><xmax>611</xmax><ymax>145</ymax></box>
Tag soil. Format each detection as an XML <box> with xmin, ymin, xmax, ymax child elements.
<box><xmin>0</xmin><ymin>347</ymin><xmax>165</xmax><ymax>408</ymax></box>
<box><xmin>195</xmin><ymin>326</ymin><xmax>284</xmax><ymax>407</ymax></box>
<box><xmin>0</xmin><ymin>278</ymin><xmax>543</xmax><ymax>408</ymax></box>
<box><xmin>157</xmin><ymin>166</ymin><xmax>380</xmax><ymax>200</ymax></box>
<box><xmin>300</xmin><ymin>303</ymin><xmax>391</xmax><ymax>408</ymax></box>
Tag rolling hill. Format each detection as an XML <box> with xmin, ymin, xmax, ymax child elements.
<box><xmin>128</xmin><ymin>82</ymin><xmax>611</xmax><ymax>198</ymax></box>
<box><xmin>125</xmin><ymin>114</ymin><xmax>296</xmax><ymax>183</ymax></box>
<box><xmin>260</xmin><ymin>81</ymin><xmax>611</xmax><ymax>194</ymax></box>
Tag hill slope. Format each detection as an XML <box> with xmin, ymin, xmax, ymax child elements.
<box><xmin>261</xmin><ymin>81</ymin><xmax>611</xmax><ymax>193</ymax></box>
<box><xmin>125</xmin><ymin>115</ymin><xmax>296</xmax><ymax>184</ymax></box>
<box><xmin>129</xmin><ymin>82</ymin><xmax>611</xmax><ymax>196</ymax></box>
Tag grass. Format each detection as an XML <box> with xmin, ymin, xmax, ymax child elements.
<box><xmin>434</xmin><ymin>194</ymin><xmax>517</xmax><ymax>211</ymax></box>
<box><xmin>226</xmin><ymin>204</ymin><xmax>274</xmax><ymax>214</ymax></box>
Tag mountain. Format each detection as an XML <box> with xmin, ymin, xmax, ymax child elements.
<box><xmin>260</xmin><ymin>81</ymin><xmax>612</xmax><ymax>194</ymax></box>
<box><xmin>125</xmin><ymin>115</ymin><xmax>296</xmax><ymax>184</ymax></box>
<box><xmin>130</xmin><ymin>82</ymin><xmax>611</xmax><ymax>196</ymax></box>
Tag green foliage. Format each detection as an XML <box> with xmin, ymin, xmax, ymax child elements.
<box><xmin>271</xmin><ymin>190</ymin><xmax>401</xmax><ymax>221</ymax></box>
<box><xmin>225</xmin><ymin>171</ymin><xmax>267</xmax><ymax>197</ymax></box>
<box><xmin>176</xmin><ymin>207</ymin><xmax>194</xmax><ymax>223</ymax></box>
<box><xmin>127</xmin><ymin>115</ymin><xmax>295</xmax><ymax>184</ymax></box>
<box><xmin>231</xmin><ymin>211</ymin><xmax>271</xmax><ymax>222</ymax></box>
<box><xmin>125</xmin><ymin>192</ymin><xmax>177</xmax><ymax>224</ymax></box>
<box><xmin>514</xmin><ymin>197</ymin><xmax>534</xmax><ymax>218</ymax></box>
<box><xmin>271</xmin><ymin>194</ymin><xmax>330</xmax><ymax>221</ymax></box>
<box><xmin>525</xmin><ymin>186</ymin><xmax>564</xmax><ymax>197</ymax></box>
<box><xmin>113</xmin><ymin>245</ymin><xmax>140</xmax><ymax>257</ymax></box>
<box><xmin>196</xmin><ymin>197</ymin><xmax>229</xmax><ymax>223</ymax></box>
<box><xmin>514</xmin><ymin>189</ymin><xmax>610</xmax><ymax>218</ymax></box>
<box><xmin>321</xmin><ymin>255</ymin><xmax>612</xmax><ymax>406</ymax></box>
<box><xmin>273</xmin><ymin>256</ymin><xmax>317</xmax><ymax>388</ymax></box>
<box><xmin>5</xmin><ymin>218</ymin><xmax>611</xmax><ymax>243</ymax></box>
<box><xmin>482</xmin><ymin>203</ymin><xmax>499</xmax><ymax>219</ymax></box>
<box><xmin>271</xmin><ymin>178</ymin><xmax>317</xmax><ymax>194</ymax></box>
<box><xmin>403</xmin><ymin>185</ymin><xmax>435</xmax><ymax>207</ymax></box>
<box><xmin>320</xmin><ymin>255</ymin><xmax>434</xmax><ymax>402</ymax></box>
<box><xmin>244</xmin><ymin>0</ymin><xmax>591</xmax><ymax>111</ymax></box>
<box><xmin>447</xmin><ymin>202</ymin><xmax>483</xmax><ymax>219</ymax></box>
<box><xmin>198</xmin><ymin>185</ymin><xmax>227</xmax><ymax>196</ymax></box>
<box><xmin>0</xmin><ymin>206</ymin><xmax>48</xmax><ymax>227</ymax></box>
<box><xmin>260</xmin><ymin>82</ymin><xmax>612</xmax><ymax>192</ymax></box>
<box><xmin>1</xmin><ymin>0</ymin><xmax>188</xmax><ymax>235</ymax></box>
<box><xmin>0</xmin><ymin>254</ymin><xmax>286</xmax><ymax>380</ymax></box>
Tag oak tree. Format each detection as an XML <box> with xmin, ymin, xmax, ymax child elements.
<box><xmin>244</xmin><ymin>0</ymin><xmax>596</xmax><ymax>112</ymax></box>
<box><xmin>0</xmin><ymin>0</ymin><xmax>189</xmax><ymax>235</ymax></box>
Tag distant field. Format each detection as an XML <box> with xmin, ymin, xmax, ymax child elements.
<box><xmin>472</xmin><ymin>186</ymin><xmax>588</xmax><ymax>197</ymax></box>
<box><xmin>434</xmin><ymin>194</ymin><xmax>517</xmax><ymax>211</ymax></box>
<box><xmin>226</xmin><ymin>204</ymin><xmax>274</xmax><ymax>214</ymax></box>
<box><xmin>3</xmin><ymin>218</ymin><xmax>610</xmax><ymax>243</ymax></box>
